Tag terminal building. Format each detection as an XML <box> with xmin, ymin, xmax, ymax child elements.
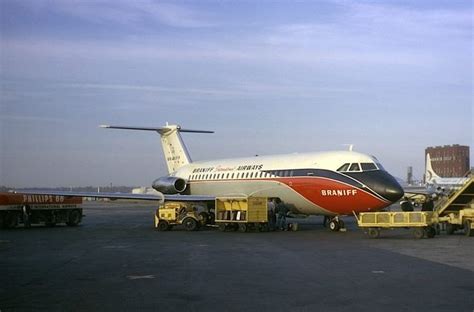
<box><xmin>425</xmin><ymin>144</ymin><xmax>470</xmax><ymax>178</ymax></box>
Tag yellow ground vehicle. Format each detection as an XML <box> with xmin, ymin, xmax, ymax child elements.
<box><xmin>355</xmin><ymin>175</ymin><xmax>474</xmax><ymax>238</ymax></box>
<box><xmin>354</xmin><ymin>211</ymin><xmax>436</xmax><ymax>239</ymax></box>
<box><xmin>431</xmin><ymin>176</ymin><xmax>474</xmax><ymax>237</ymax></box>
<box><xmin>215</xmin><ymin>196</ymin><xmax>268</xmax><ymax>232</ymax></box>
<box><xmin>435</xmin><ymin>208</ymin><xmax>474</xmax><ymax>237</ymax></box>
<box><xmin>154</xmin><ymin>201</ymin><xmax>212</xmax><ymax>231</ymax></box>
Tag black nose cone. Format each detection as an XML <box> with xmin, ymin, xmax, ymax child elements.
<box><xmin>346</xmin><ymin>170</ymin><xmax>404</xmax><ymax>203</ymax></box>
<box><xmin>381</xmin><ymin>177</ymin><xmax>404</xmax><ymax>202</ymax></box>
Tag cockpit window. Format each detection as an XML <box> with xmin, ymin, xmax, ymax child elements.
<box><xmin>361</xmin><ymin>163</ymin><xmax>377</xmax><ymax>171</ymax></box>
<box><xmin>375</xmin><ymin>162</ymin><xmax>385</xmax><ymax>171</ymax></box>
<box><xmin>349</xmin><ymin>163</ymin><xmax>360</xmax><ymax>171</ymax></box>
<box><xmin>337</xmin><ymin>163</ymin><xmax>350</xmax><ymax>172</ymax></box>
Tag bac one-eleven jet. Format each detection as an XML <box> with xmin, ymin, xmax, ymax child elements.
<box><xmin>20</xmin><ymin>123</ymin><xmax>404</xmax><ymax>231</ymax></box>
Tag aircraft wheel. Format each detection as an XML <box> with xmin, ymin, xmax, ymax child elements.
<box><xmin>413</xmin><ymin>227</ymin><xmax>425</xmax><ymax>239</ymax></box>
<box><xmin>338</xmin><ymin>219</ymin><xmax>345</xmax><ymax>229</ymax></box>
<box><xmin>66</xmin><ymin>210</ymin><xmax>82</xmax><ymax>227</ymax></box>
<box><xmin>328</xmin><ymin>220</ymin><xmax>340</xmax><ymax>232</ymax></box>
<box><xmin>367</xmin><ymin>228</ymin><xmax>380</xmax><ymax>239</ymax></box>
<box><xmin>157</xmin><ymin>220</ymin><xmax>170</xmax><ymax>231</ymax></box>
<box><xmin>183</xmin><ymin>217</ymin><xmax>198</xmax><ymax>231</ymax></box>
<box><xmin>425</xmin><ymin>226</ymin><xmax>436</xmax><ymax>238</ymax></box>
<box><xmin>238</xmin><ymin>223</ymin><xmax>247</xmax><ymax>233</ymax></box>
<box><xmin>446</xmin><ymin>223</ymin><xmax>456</xmax><ymax>235</ymax></box>
<box><xmin>464</xmin><ymin>220</ymin><xmax>473</xmax><ymax>237</ymax></box>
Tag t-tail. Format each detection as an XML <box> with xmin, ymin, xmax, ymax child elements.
<box><xmin>99</xmin><ymin>123</ymin><xmax>213</xmax><ymax>173</ymax></box>
<box><xmin>425</xmin><ymin>153</ymin><xmax>441</xmax><ymax>185</ymax></box>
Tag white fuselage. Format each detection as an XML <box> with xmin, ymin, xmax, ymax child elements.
<box><xmin>171</xmin><ymin>150</ymin><xmax>403</xmax><ymax>216</ymax></box>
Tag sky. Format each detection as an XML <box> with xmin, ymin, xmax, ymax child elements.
<box><xmin>0</xmin><ymin>0</ymin><xmax>472</xmax><ymax>187</ymax></box>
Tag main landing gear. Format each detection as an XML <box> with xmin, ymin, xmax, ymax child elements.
<box><xmin>327</xmin><ymin>216</ymin><xmax>345</xmax><ymax>232</ymax></box>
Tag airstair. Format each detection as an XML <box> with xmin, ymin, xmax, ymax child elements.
<box><xmin>432</xmin><ymin>175</ymin><xmax>474</xmax><ymax>236</ymax></box>
<box><xmin>354</xmin><ymin>175</ymin><xmax>474</xmax><ymax>238</ymax></box>
<box><xmin>433</xmin><ymin>175</ymin><xmax>474</xmax><ymax>216</ymax></box>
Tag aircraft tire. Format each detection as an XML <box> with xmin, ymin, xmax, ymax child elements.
<box><xmin>328</xmin><ymin>220</ymin><xmax>340</xmax><ymax>232</ymax></box>
<box><xmin>183</xmin><ymin>217</ymin><xmax>198</xmax><ymax>231</ymax></box>
<box><xmin>338</xmin><ymin>219</ymin><xmax>345</xmax><ymax>229</ymax></box>
<box><xmin>413</xmin><ymin>227</ymin><xmax>425</xmax><ymax>239</ymax></box>
<box><xmin>157</xmin><ymin>220</ymin><xmax>170</xmax><ymax>231</ymax></box>
<box><xmin>367</xmin><ymin>228</ymin><xmax>380</xmax><ymax>239</ymax></box>
<box><xmin>464</xmin><ymin>220</ymin><xmax>473</xmax><ymax>237</ymax></box>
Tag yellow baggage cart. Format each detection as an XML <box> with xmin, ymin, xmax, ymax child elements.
<box><xmin>215</xmin><ymin>196</ymin><xmax>268</xmax><ymax>232</ymax></box>
<box><xmin>353</xmin><ymin>211</ymin><xmax>436</xmax><ymax>239</ymax></box>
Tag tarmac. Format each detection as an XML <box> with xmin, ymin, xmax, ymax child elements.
<box><xmin>1</xmin><ymin>201</ymin><xmax>473</xmax><ymax>312</ymax></box>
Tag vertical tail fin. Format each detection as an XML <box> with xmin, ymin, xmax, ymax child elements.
<box><xmin>99</xmin><ymin>124</ymin><xmax>213</xmax><ymax>174</ymax></box>
<box><xmin>425</xmin><ymin>153</ymin><xmax>441</xmax><ymax>184</ymax></box>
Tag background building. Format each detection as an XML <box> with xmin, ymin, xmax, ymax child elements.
<box><xmin>425</xmin><ymin>144</ymin><xmax>470</xmax><ymax>178</ymax></box>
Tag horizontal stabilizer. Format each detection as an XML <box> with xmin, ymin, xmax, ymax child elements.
<box><xmin>99</xmin><ymin>125</ymin><xmax>214</xmax><ymax>134</ymax></box>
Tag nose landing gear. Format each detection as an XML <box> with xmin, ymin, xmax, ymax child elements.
<box><xmin>328</xmin><ymin>216</ymin><xmax>345</xmax><ymax>232</ymax></box>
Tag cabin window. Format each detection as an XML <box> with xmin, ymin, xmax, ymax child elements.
<box><xmin>349</xmin><ymin>163</ymin><xmax>360</xmax><ymax>171</ymax></box>
<box><xmin>231</xmin><ymin>173</ymin><xmax>235</xmax><ymax>179</ymax></box>
<box><xmin>226</xmin><ymin>173</ymin><xmax>229</xmax><ymax>179</ymax></box>
<box><xmin>289</xmin><ymin>170</ymin><xmax>294</xmax><ymax>177</ymax></box>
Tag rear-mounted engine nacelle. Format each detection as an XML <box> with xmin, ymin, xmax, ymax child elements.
<box><xmin>152</xmin><ymin>176</ymin><xmax>187</xmax><ymax>194</ymax></box>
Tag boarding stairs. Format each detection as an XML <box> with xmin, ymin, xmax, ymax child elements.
<box><xmin>433</xmin><ymin>175</ymin><xmax>474</xmax><ymax>217</ymax></box>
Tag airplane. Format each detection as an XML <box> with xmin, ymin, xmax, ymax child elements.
<box><xmin>17</xmin><ymin>123</ymin><xmax>404</xmax><ymax>231</ymax></box>
<box><xmin>425</xmin><ymin>153</ymin><xmax>469</xmax><ymax>188</ymax></box>
<box><xmin>402</xmin><ymin>153</ymin><xmax>471</xmax><ymax>205</ymax></box>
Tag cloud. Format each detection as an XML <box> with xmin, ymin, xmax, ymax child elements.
<box><xmin>16</xmin><ymin>0</ymin><xmax>215</xmax><ymax>28</ymax></box>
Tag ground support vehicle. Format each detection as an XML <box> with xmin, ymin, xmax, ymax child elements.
<box><xmin>433</xmin><ymin>208</ymin><xmax>474</xmax><ymax>237</ymax></box>
<box><xmin>154</xmin><ymin>201</ymin><xmax>212</xmax><ymax>231</ymax></box>
<box><xmin>215</xmin><ymin>196</ymin><xmax>268</xmax><ymax>232</ymax></box>
<box><xmin>354</xmin><ymin>211</ymin><xmax>436</xmax><ymax>239</ymax></box>
<box><xmin>0</xmin><ymin>193</ymin><xmax>83</xmax><ymax>229</ymax></box>
<box><xmin>431</xmin><ymin>176</ymin><xmax>474</xmax><ymax>237</ymax></box>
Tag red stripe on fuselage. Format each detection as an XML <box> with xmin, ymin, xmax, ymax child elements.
<box><xmin>275</xmin><ymin>177</ymin><xmax>389</xmax><ymax>215</ymax></box>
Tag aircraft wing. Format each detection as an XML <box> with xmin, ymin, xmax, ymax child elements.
<box><xmin>14</xmin><ymin>190</ymin><xmax>215</xmax><ymax>202</ymax></box>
